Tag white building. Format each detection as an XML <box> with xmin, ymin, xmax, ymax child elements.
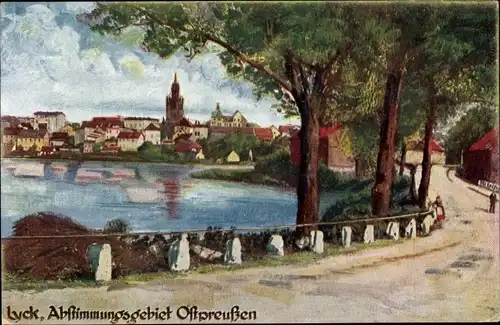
<box><xmin>105</xmin><ymin>125</ymin><xmax>121</xmax><ymax>139</ymax></box>
<box><xmin>117</xmin><ymin>131</ymin><xmax>145</xmax><ymax>151</ymax></box>
<box><xmin>144</xmin><ymin>123</ymin><xmax>162</xmax><ymax>145</ymax></box>
<box><xmin>33</xmin><ymin>111</ymin><xmax>66</xmax><ymax>132</ymax></box>
<box><xmin>123</xmin><ymin>117</ymin><xmax>160</xmax><ymax>131</ymax></box>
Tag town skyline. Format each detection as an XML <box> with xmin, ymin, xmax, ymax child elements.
<box><xmin>0</xmin><ymin>2</ymin><xmax>298</xmax><ymax>127</ymax></box>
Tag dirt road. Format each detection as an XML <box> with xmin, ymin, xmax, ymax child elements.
<box><xmin>3</xmin><ymin>166</ymin><xmax>499</xmax><ymax>323</ymax></box>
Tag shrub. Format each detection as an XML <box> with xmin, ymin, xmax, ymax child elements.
<box><xmin>103</xmin><ymin>218</ymin><xmax>131</xmax><ymax>234</ymax></box>
<box><xmin>254</xmin><ymin>149</ymin><xmax>291</xmax><ymax>175</ymax></box>
<box><xmin>321</xmin><ymin>175</ymin><xmax>415</xmax><ymax>223</ymax></box>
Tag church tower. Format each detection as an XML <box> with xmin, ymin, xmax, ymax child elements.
<box><xmin>164</xmin><ymin>72</ymin><xmax>185</xmax><ymax>140</ymax></box>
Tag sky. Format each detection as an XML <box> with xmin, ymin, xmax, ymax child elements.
<box><xmin>0</xmin><ymin>2</ymin><xmax>298</xmax><ymax>126</ymax></box>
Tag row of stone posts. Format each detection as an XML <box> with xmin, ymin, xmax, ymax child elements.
<box><xmin>86</xmin><ymin>211</ymin><xmax>436</xmax><ymax>282</ymax></box>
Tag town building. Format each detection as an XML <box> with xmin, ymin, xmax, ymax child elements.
<box><xmin>278</xmin><ymin>125</ymin><xmax>300</xmax><ymax>138</ymax></box>
<box><xmin>16</xmin><ymin>129</ymin><xmax>50</xmax><ymax>152</ymax></box>
<box><xmin>49</xmin><ymin>132</ymin><xmax>70</xmax><ymax>149</ymax></box>
<box><xmin>208</xmin><ymin>127</ymin><xmax>254</xmax><ymax>142</ymax></box>
<box><xmin>105</xmin><ymin>124</ymin><xmax>121</xmax><ymax>140</ymax></box>
<box><xmin>82</xmin><ymin>140</ymin><xmax>95</xmax><ymax>154</ymax></box>
<box><xmin>163</xmin><ymin>72</ymin><xmax>185</xmax><ymax>140</ymax></box>
<box><xmin>209</xmin><ymin>103</ymin><xmax>248</xmax><ymax>128</ymax></box>
<box><xmin>404</xmin><ymin>139</ymin><xmax>446</xmax><ymax>165</ymax></box>
<box><xmin>33</xmin><ymin>111</ymin><xmax>66</xmax><ymax>132</ymax></box>
<box><xmin>290</xmin><ymin>125</ymin><xmax>355</xmax><ymax>172</ymax></box>
<box><xmin>173</xmin><ymin>117</ymin><xmax>209</xmax><ymax>142</ymax></box>
<box><xmin>123</xmin><ymin>117</ymin><xmax>160</xmax><ymax>131</ymax></box>
<box><xmin>59</xmin><ymin>125</ymin><xmax>75</xmax><ymax>137</ymax></box>
<box><xmin>254</xmin><ymin>128</ymin><xmax>274</xmax><ymax>141</ymax></box>
<box><xmin>117</xmin><ymin>131</ymin><xmax>145</xmax><ymax>151</ymax></box>
<box><xmin>463</xmin><ymin>127</ymin><xmax>499</xmax><ymax>185</ymax></box>
<box><xmin>144</xmin><ymin>123</ymin><xmax>162</xmax><ymax>144</ymax></box>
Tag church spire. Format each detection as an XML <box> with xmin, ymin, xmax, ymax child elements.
<box><xmin>173</xmin><ymin>72</ymin><xmax>178</xmax><ymax>83</ymax></box>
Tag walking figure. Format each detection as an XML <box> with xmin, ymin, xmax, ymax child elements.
<box><xmin>489</xmin><ymin>192</ymin><xmax>498</xmax><ymax>213</ymax></box>
<box><xmin>434</xmin><ymin>195</ymin><xmax>446</xmax><ymax>222</ymax></box>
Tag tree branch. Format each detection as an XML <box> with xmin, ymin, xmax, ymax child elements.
<box><xmin>132</xmin><ymin>5</ymin><xmax>292</xmax><ymax>93</ymax></box>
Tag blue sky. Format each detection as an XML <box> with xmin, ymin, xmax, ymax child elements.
<box><xmin>0</xmin><ymin>2</ymin><xmax>297</xmax><ymax>126</ymax></box>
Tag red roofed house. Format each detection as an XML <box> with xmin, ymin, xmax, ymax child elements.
<box><xmin>290</xmin><ymin>124</ymin><xmax>355</xmax><ymax>172</ymax></box>
<box><xmin>101</xmin><ymin>146</ymin><xmax>121</xmax><ymax>154</ymax></box>
<box><xmin>175</xmin><ymin>139</ymin><xmax>202</xmax><ymax>153</ymax></box>
<box><xmin>254</xmin><ymin>128</ymin><xmax>274</xmax><ymax>141</ymax></box>
<box><xmin>405</xmin><ymin>138</ymin><xmax>445</xmax><ymax>165</ymax></box>
<box><xmin>279</xmin><ymin>125</ymin><xmax>300</xmax><ymax>137</ymax></box>
<box><xmin>117</xmin><ymin>132</ymin><xmax>145</xmax><ymax>151</ymax></box>
<box><xmin>173</xmin><ymin>117</ymin><xmax>209</xmax><ymax>142</ymax></box>
<box><xmin>463</xmin><ymin>127</ymin><xmax>499</xmax><ymax>185</ymax></box>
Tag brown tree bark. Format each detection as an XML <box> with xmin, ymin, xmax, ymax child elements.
<box><xmin>284</xmin><ymin>51</ymin><xmax>324</xmax><ymax>239</ymax></box>
<box><xmin>295</xmin><ymin>93</ymin><xmax>321</xmax><ymax>237</ymax></box>
<box><xmin>409</xmin><ymin>164</ymin><xmax>418</xmax><ymax>204</ymax></box>
<box><xmin>371</xmin><ymin>58</ymin><xmax>406</xmax><ymax>217</ymax></box>
<box><xmin>355</xmin><ymin>158</ymin><xmax>369</xmax><ymax>179</ymax></box>
<box><xmin>418</xmin><ymin>103</ymin><xmax>436</xmax><ymax>208</ymax></box>
<box><xmin>399</xmin><ymin>141</ymin><xmax>407</xmax><ymax>175</ymax></box>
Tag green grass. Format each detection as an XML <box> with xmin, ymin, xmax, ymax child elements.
<box><xmin>2</xmin><ymin>239</ymin><xmax>402</xmax><ymax>292</ymax></box>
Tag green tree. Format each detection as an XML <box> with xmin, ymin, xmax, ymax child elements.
<box><xmin>445</xmin><ymin>105</ymin><xmax>497</xmax><ymax>165</ymax></box>
<box><xmin>404</xmin><ymin>5</ymin><xmax>497</xmax><ymax>208</ymax></box>
<box><xmin>80</xmin><ymin>2</ymin><xmax>390</xmax><ymax>235</ymax></box>
<box><xmin>93</xmin><ymin>143</ymin><xmax>102</xmax><ymax>153</ymax></box>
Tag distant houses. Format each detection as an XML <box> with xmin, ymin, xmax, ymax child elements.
<box><xmin>1</xmin><ymin>73</ymin><xmax>302</xmax><ymax>159</ymax></box>
<box><xmin>404</xmin><ymin>138</ymin><xmax>446</xmax><ymax>165</ymax></box>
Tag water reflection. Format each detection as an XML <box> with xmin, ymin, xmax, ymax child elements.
<box><xmin>157</xmin><ymin>177</ymin><xmax>181</xmax><ymax>219</ymax></box>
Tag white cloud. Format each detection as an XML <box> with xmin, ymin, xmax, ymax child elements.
<box><xmin>0</xmin><ymin>2</ymin><xmax>299</xmax><ymax>126</ymax></box>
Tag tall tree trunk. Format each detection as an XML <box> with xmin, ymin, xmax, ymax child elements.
<box><xmin>295</xmin><ymin>92</ymin><xmax>321</xmax><ymax>238</ymax></box>
<box><xmin>355</xmin><ymin>158</ymin><xmax>369</xmax><ymax>179</ymax></box>
<box><xmin>399</xmin><ymin>141</ymin><xmax>407</xmax><ymax>175</ymax></box>
<box><xmin>409</xmin><ymin>164</ymin><xmax>418</xmax><ymax>204</ymax></box>
<box><xmin>371</xmin><ymin>58</ymin><xmax>406</xmax><ymax>217</ymax></box>
<box><xmin>418</xmin><ymin>103</ymin><xmax>436</xmax><ymax>208</ymax></box>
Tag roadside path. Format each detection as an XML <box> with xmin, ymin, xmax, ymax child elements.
<box><xmin>2</xmin><ymin>166</ymin><xmax>498</xmax><ymax>323</ymax></box>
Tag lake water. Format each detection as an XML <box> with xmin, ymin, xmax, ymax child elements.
<box><xmin>0</xmin><ymin>159</ymin><xmax>338</xmax><ymax>237</ymax></box>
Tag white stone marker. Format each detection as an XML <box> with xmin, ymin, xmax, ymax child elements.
<box><xmin>224</xmin><ymin>237</ymin><xmax>242</xmax><ymax>265</ymax></box>
<box><xmin>405</xmin><ymin>218</ymin><xmax>417</xmax><ymax>239</ymax></box>
<box><xmin>364</xmin><ymin>224</ymin><xmax>375</xmax><ymax>244</ymax></box>
<box><xmin>342</xmin><ymin>226</ymin><xmax>352</xmax><ymax>248</ymax></box>
<box><xmin>168</xmin><ymin>233</ymin><xmax>190</xmax><ymax>272</ymax></box>
<box><xmin>87</xmin><ymin>243</ymin><xmax>112</xmax><ymax>282</ymax></box>
<box><xmin>421</xmin><ymin>215</ymin><xmax>433</xmax><ymax>235</ymax></box>
<box><xmin>267</xmin><ymin>234</ymin><xmax>284</xmax><ymax>256</ymax></box>
<box><xmin>386</xmin><ymin>222</ymin><xmax>400</xmax><ymax>240</ymax></box>
<box><xmin>310</xmin><ymin>230</ymin><xmax>324</xmax><ymax>254</ymax></box>
<box><xmin>295</xmin><ymin>236</ymin><xmax>310</xmax><ymax>250</ymax></box>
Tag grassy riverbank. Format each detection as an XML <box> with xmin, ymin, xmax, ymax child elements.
<box><xmin>2</xmin><ymin>239</ymin><xmax>401</xmax><ymax>292</ymax></box>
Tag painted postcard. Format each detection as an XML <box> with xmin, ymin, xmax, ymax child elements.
<box><xmin>1</xmin><ymin>1</ymin><xmax>499</xmax><ymax>323</ymax></box>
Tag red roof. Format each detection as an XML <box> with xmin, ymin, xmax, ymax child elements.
<box><xmin>175</xmin><ymin>140</ymin><xmax>202</xmax><ymax>153</ymax></box>
<box><xmin>254</xmin><ymin>128</ymin><xmax>273</xmax><ymax>141</ymax></box>
<box><xmin>210</xmin><ymin>127</ymin><xmax>254</xmax><ymax>135</ymax></box>
<box><xmin>469</xmin><ymin>128</ymin><xmax>498</xmax><ymax>151</ymax></box>
<box><xmin>92</xmin><ymin>117</ymin><xmax>122</xmax><ymax>122</ymax></box>
<box><xmin>291</xmin><ymin>124</ymin><xmax>342</xmax><ymax>139</ymax></box>
<box><xmin>117</xmin><ymin>132</ymin><xmax>143</xmax><ymax>140</ymax></box>
<box><xmin>41</xmin><ymin>146</ymin><xmax>54</xmax><ymax>152</ymax></box>
<box><xmin>102</xmin><ymin>146</ymin><xmax>121</xmax><ymax>151</ymax></box>
<box><xmin>408</xmin><ymin>139</ymin><xmax>444</xmax><ymax>152</ymax></box>
<box><xmin>3</xmin><ymin>127</ymin><xmax>22</xmax><ymax>136</ymax></box>
<box><xmin>124</xmin><ymin>117</ymin><xmax>159</xmax><ymax>121</ymax></box>
<box><xmin>51</xmin><ymin>132</ymin><xmax>69</xmax><ymax>138</ymax></box>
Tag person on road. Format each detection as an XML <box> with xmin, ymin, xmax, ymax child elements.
<box><xmin>489</xmin><ymin>192</ymin><xmax>498</xmax><ymax>213</ymax></box>
<box><xmin>434</xmin><ymin>195</ymin><xmax>446</xmax><ymax>222</ymax></box>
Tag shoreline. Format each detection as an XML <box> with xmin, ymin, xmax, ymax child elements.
<box><xmin>1</xmin><ymin>156</ymin><xmax>256</xmax><ymax>170</ymax></box>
